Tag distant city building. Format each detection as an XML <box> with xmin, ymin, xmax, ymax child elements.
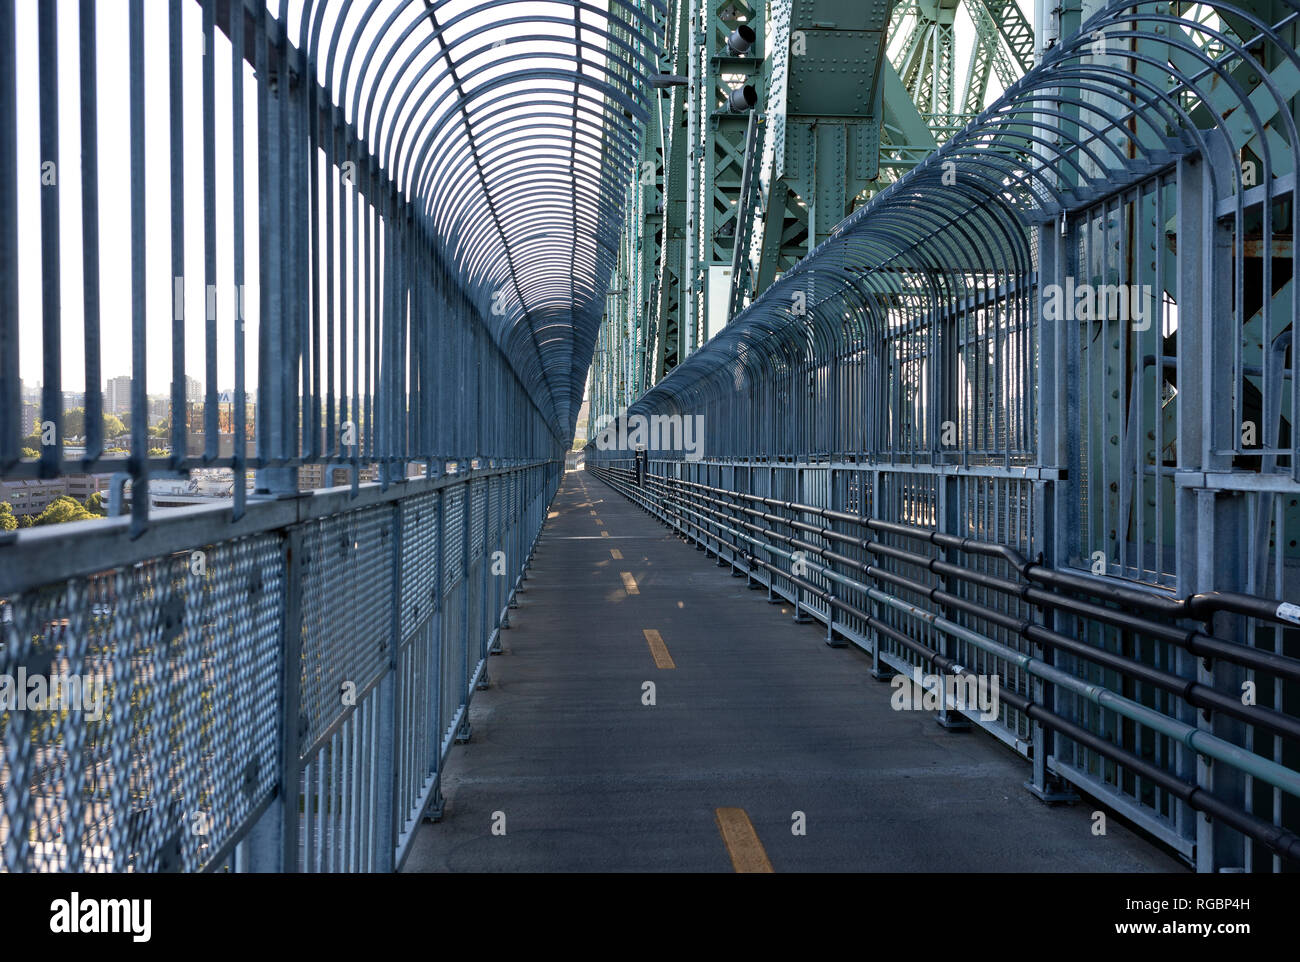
<box><xmin>20</xmin><ymin>401</ymin><xmax>37</xmax><ymax>439</ymax></box>
<box><xmin>115</xmin><ymin>469</ymin><xmax>251</xmax><ymax>511</ymax></box>
<box><xmin>105</xmin><ymin>376</ymin><xmax>133</xmax><ymax>416</ymax></box>
<box><xmin>298</xmin><ymin>462</ymin><xmax>380</xmax><ymax>491</ymax></box>
<box><xmin>0</xmin><ymin>474</ymin><xmax>112</xmax><ymax>517</ymax></box>
<box><xmin>65</xmin><ymin>474</ymin><xmax>111</xmax><ymax>500</ymax></box>
<box><xmin>147</xmin><ymin>397</ymin><xmax>170</xmax><ymax>427</ymax></box>
<box><xmin>183</xmin><ymin>399</ymin><xmax>256</xmax><ymax>459</ymax></box>
<box><xmin>184</xmin><ymin>376</ymin><xmax>202</xmax><ymax>403</ymax></box>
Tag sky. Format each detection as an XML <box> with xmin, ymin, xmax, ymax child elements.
<box><xmin>11</xmin><ymin>0</ymin><xmax>1031</xmax><ymax>397</ymax></box>
<box><xmin>14</xmin><ymin>0</ymin><xmax>259</xmax><ymax>396</ymax></box>
<box><xmin>12</xmin><ymin>0</ymin><xmax>614</xmax><ymax>397</ymax></box>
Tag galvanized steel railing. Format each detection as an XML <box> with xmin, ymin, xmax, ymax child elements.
<box><xmin>0</xmin><ymin>0</ymin><xmax>660</xmax><ymax>871</ymax></box>
<box><xmin>586</xmin><ymin>1</ymin><xmax>1300</xmax><ymax>871</ymax></box>
<box><xmin>589</xmin><ymin>460</ymin><xmax>1300</xmax><ymax>871</ymax></box>
<box><xmin>3</xmin><ymin>459</ymin><xmax>556</xmax><ymax>871</ymax></box>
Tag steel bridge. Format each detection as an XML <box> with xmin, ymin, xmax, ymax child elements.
<box><xmin>0</xmin><ymin>0</ymin><xmax>1298</xmax><ymax>874</ymax></box>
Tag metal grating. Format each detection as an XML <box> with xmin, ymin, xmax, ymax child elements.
<box><xmin>1</xmin><ymin>534</ymin><xmax>282</xmax><ymax>872</ymax></box>
<box><xmin>298</xmin><ymin>508</ymin><xmax>395</xmax><ymax>755</ymax></box>
<box><xmin>471</xmin><ymin>481</ymin><xmax>486</xmax><ymax>558</ymax></box>
<box><xmin>400</xmin><ymin>492</ymin><xmax>441</xmax><ymax>642</ymax></box>
<box><xmin>443</xmin><ymin>488</ymin><xmax>465</xmax><ymax>593</ymax></box>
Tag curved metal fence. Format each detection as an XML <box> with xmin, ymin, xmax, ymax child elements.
<box><xmin>0</xmin><ymin>0</ymin><xmax>660</xmax><ymax>871</ymax></box>
<box><xmin>588</xmin><ymin>0</ymin><xmax>1300</xmax><ymax>872</ymax></box>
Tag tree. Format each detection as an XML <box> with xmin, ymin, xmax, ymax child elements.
<box><xmin>19</xmin><ymin>447</ymin><xmax>38</xmax><ymax>460</ymax></box>
<box><xmin>0</xmin><ymin>501</ymin><xmax>16</xmax><ymax>531</ymax></box>
<box><xmin>62</xmin><ymin>408</ymin><xmax>85</xmax><ymax>437</ymax></box>
<box><xmin>101</xmin><ymin>411</ymin><xmax>127</xmax><ymax>438</ymax></box>
<box><xmin>84</xmin><ymin>491</ymin><xmax>108</xmax><ymax>517</ymax></box>
<box><xmin>21</xmin><ymin>409</ymin><xmax>126</xmax><ymax>446</ymax></box>
<box><xmin>61</xmin><ymin>408</ymin><xmax>127</xmax><ymax>440</ymax></box>
<box><xmin>30</xmin><ymin>496</ymin><xmax>98</xmax><ymax>526</ymax></box>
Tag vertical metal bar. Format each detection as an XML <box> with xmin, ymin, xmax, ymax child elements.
<box><xmin>290</xmin><ymin>35</ymin><xmax>307</xmax><ymax>473</ymax></box>
<box><xmin>363</xmin><ymin>186</ymin><xmax>373</xmax><ymax>465</ymax></box>
<box><xmin>231</xmin><ymin>0</ymin><xmax>247</xmax><ymax>518</ymax></box>
<box><xmin>79</xmin><ymin>0</ymin><xmax>101</xmax><ymax>466</ymax></box>
<box><xmin>373</xmin><ymin>499</ymin><xmax>403</xmax><ymax>872</ymax></box>
<box><xmin>349</xmin><ymin>148</ymin><xmax>361</xmax><ymax>491</ymax></box>
<box><xmin>0</xmin><ymin>0</ymin><xmax>15</xmax><ymax>470</ymax></box>
<box><xmin>202</xmin><ymin>0</ymin><xmax>218</xmax><ymax>461</ymax></box>
<box><xmin>307</xmin><ymin>47</ymin><xmax>321</xmax><ymax>464</ymax></box>
<box><xmin>347</xmin><ymin>714</ymin><xmax>360</xmax><ymax>871</ymax></box>
<box><xmin>340</xmin><ymin>719</ymin><xmax>352</xmax><ymax>871</ymax></box>
<box><xmin>168</xmin><ymin>0</ymin><xmax>186</xmax><ymax>468</ymax></box>
<box><xmin>38</xmin><ymin>0</ymin><xmax>61</xmax><ymax>477</ymax></box>
<box><xmin>255</xmin><ymin>0</ymin><xmax>271</xmax><ymax>478</ymax></box>
<box><xmin>248</xmin><ymin>523</ymin><xmax>304</xmax><ymax>872</ymax></box>
<box><xmin>129</xmin><ymin>0</ymin><xmax>148</xmax><ymax>536</ymax></box>
<box><xmin>325</xmin><ymin>112</ymin><xmax>337</xmax><ymax>462</ymax></box>
<box><xmin>255</xmin><ymin>0</ymin><xmax>296</xmax><ymax>495</ymax></box>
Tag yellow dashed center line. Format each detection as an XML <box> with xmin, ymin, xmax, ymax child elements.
<box><xmin>609</xmin><ymin>548</ymin><xmax>623</xmax><ymax>560</ymax></box>
<box><xmin>714</xmin><ymin>808</ymin><xmax>774</xmax><ymax>873</ymax></box>
<box><xmin>589</xmin><ymin>509</ymin><xmax>597</xmax><ymax>516</ymax></box>
<box><xmin>642</xmin><ymin>629</ymin><xmax>675</xmax><ymax>669</ymax></box>
<box><xmin>620</xmin><ymin>571</ymin><xmax>639</xmax><ymax>595</ymax></box>
<box><xmin>600</xmin><ymin>531</ymin><xmax>609</xmax><ymax>538</ymax></box>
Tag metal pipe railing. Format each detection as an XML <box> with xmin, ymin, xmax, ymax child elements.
<box><xmin>588</xmin><ymin>462</ymin><xmax>1300</xmax><ymax>865</ymax></box>
<box><xmin>644</xmin><ymin>472</ymin><xmax>1300</xmax><ymax>679</ymax></box>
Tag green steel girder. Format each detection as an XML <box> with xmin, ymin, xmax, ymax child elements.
<box><xmin>588</xmin><ymin>0</ymin><xmax>686</xmax><ymax>431</ymax></box>
<box><xmin>890</xmin><ymin>0</ymin><xmax>1032</xmax><ymax>148</ymax></box>
<box><xmin>961</xmin><ymin>0</ymin><xmax>1022</xmax><ymax>114</ymax></box>
<box><xmin>971</xmin><ymin>0</ymin><xmax>1034</xmax><ymax>76</ymax></box>
<box><xmin>690</xmin><ymin>0</ymin><xmax>766</xmax><ymax>355</ymax></box>
<box><xmin>880</xmin><ymin>58</ymin><xmax>940</xmax><ymax>172</ymax></box>
<box><xmin>653</xmin><ymin>0</ymin><xmax>690</xmax><ymax>385</ymax></box>
<box><xmin>912</xmin><ymin>0</ymin><xmax>959</xmax><ymax>123</ymax></box>
<box><xmin>590</xmin><ymin>0</ymin><xmax>950</xmax><ymax>437</ymax></box>
<box><xmin>750</xmin><ymin>0</ymin><xmax>895</xmax><ymax>291</ymax></box>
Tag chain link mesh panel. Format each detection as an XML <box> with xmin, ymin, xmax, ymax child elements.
<box><xmin>443</xmin><ymin>488</ymin><xmax>465</xmax><ymax>593</ymax></box>
<box><xmin>400</xmin><ymin>493</ymin><xmax>441</xmax><ymax>642</ymax></box>
<box><xmin>299</xmin><ymin>507</ymin><xmax>395</xmax><ymax>756</ymax></box>
<box><xmin>1</xmin><ymin>534</ymin><xmax>282</xmax><ymax>872</ymax></box>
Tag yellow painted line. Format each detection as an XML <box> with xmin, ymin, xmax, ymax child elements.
<box><xmin>609</xmin><ymin>548</ymin><xmax>623</xmax><ymax>560</ymax></box>
<box><xmin>642</xmin><ymin>629</ymin><xmax>675</xmax><ymax>669</ymax></box>
<box><xmin>547</xmin><ymin>511</ymin><xmax>559</xmax><ymax>519</ymax></box>
<box><xmin>714</xmin><ymin>808</ymin><xmax>774</xmax><ymax>873</ymax></box>
<box><xmin>589</xmin><ymin>509</ymin><xmax>597</xmax><ymax>516</ymax></box>
<box><xmin>620</xmin><ymin>571</ymin><xmax>639</xmax><ymax>595</ymax></box>
<box><xmin>600</xmin><ymin>531</ymin><xmax>609</xmax><ymax>538</ymax></box>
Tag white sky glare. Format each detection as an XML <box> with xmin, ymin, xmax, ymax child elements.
<box><xmin>15</xmin><ymin>0</ymin><xmax>258</xmax><ymax>396</ymax></box>
<box><xmin>11</xmin><ymin>0</ymin><xmax>1025</xmax><ymax>397</ymax></box>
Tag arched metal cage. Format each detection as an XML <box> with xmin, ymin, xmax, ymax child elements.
<box><xmin>588</xmin><ymin>0</ymin><xmax>1300</xmax><ymax>872</ymax></box>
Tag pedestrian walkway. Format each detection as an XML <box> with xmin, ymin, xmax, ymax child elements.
<box><xmin>403</xmin><ymin>470</ymin><xmax>1184</xmax><ymax>872</ymax></box>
